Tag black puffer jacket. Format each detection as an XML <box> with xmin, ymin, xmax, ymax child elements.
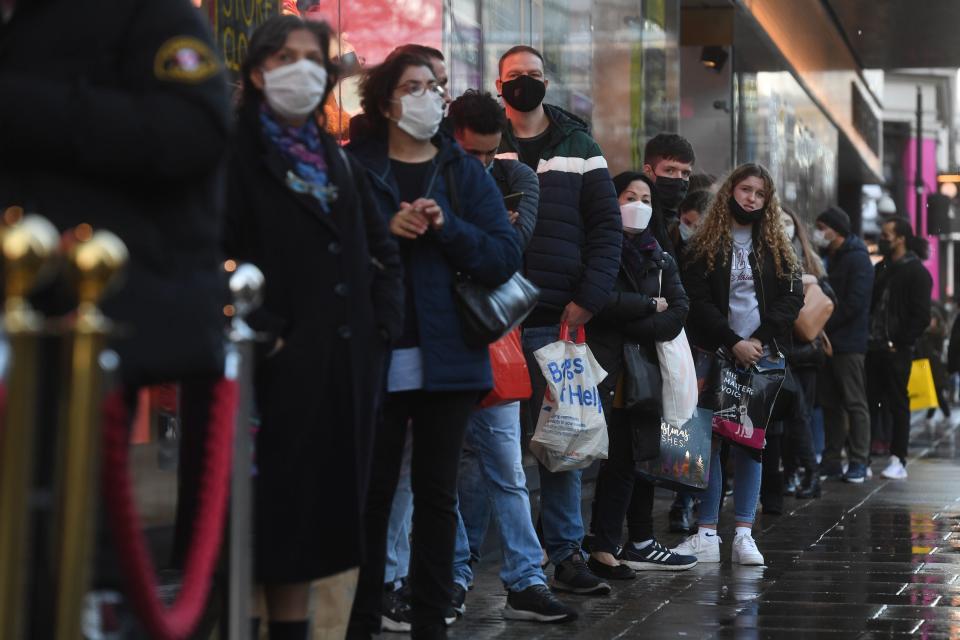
<box><xmin>498</xmin><ymin>104</ymin><xmax>622</xmax><ymax>326</ymax></box>
<box><xmin>589</xmin><ymin>234</ymin><xmax>688</xmax><ymax>404</ymax></box>
<box><xmin>824</xmin><ymin>235</ymin><xmax>874</xmax><ymax>354</ymax></box>
<box><xmin>682</xmin><ymin>242</ymin><xmax>803</xmax><ymax>354</ymax></box>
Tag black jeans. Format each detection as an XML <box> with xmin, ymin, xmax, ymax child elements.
<box><xmin>348</xmin><ymin>390</ymin><xmax>477</xmax><ymax>635</ymax></box>
<box><xmin>782</xmin><ymin>367</ymin><xmax>818</xmax><ymax>475</ymax></box>
<box><xmin>593</xmin><ymin>409</ymin><xmax>657</xmax><ymax>554</ymax></box>
<box><xmin>867</xmin><ymin>349</ymin><xmax>914</xmax><ymax>463</ymax></box>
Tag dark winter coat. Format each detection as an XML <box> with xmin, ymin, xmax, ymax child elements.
<box><xmin>224</xmin><ymin>102</ymin><xmax>404</xmax><ymax>581</ymax></box>
<box><xmin>949</xmin><ymin>315</ymin><xmax>960</xmax><ymax>375</ymax></box>
<box><xmin>869</xmin><ymin>251</ymin><xmax>932</xmax><ymax>352</ymax></box>
<box><xmin>490</xmin><ymin>157</ymin><xmax>539</xmax><ymax>248</ymax></box>
<box><xmin>0</xmin><ymin>0</ymin><xmax>231</xmax><ymax>384</ymax></box>
<box><xmin>682</xmin><ymin>242</ymin><xmax>803</xmax><ymax>355</ymax></box>
<box><xmin>823</xmin><ymin>236</ymin><xmax>874</xmax><ymax>354</ymax></box>
<box><xmin>589</xmin><ymin>235</ymin><xmax>689</xmax><ymax>407</ymax></box>
<box><xmin>497</xmin><ymin>104</ymin><xmax>622</xmax><ymax>326</ymax></box>
<box><xmin>347</xmin><ymin>133</ymin><xmax>522</xmax><ymax>391</ymax></box>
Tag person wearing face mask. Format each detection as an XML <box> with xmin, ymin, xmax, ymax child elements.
<box><xmin>446</xmin><ymin>91</ymin><xmax>578</xmax><ymax>624</ymax></box>
<box><xmin>812</xmin><ymin>206</ymin><xmax>875</xmax><ymax>483</ymax></box>
<box><xmin>642</xmin><ymin>134</ymin><xmax>697</xmax><ymax>226</ymax></box>
<box><xmin>495</xmin><ymin>44</ymin><xmax>622</xmax><ymax>597</ymax></box>
<box><xmin>583</xmin><ymin>172</ymin><xmax>698</xmax><ymax>577</ymax></box>
<box><xmin>226</xmin><ymin>16</ymin><xmax>404</xmax><ymax>639</ymax></box>
<box><xmin>865</xmin><ymin>217</ymin><xmax>932</xmax><ymax>481</ymax></box>
<box><xmin>670</xmin><ymin>189</ymin><xmax>711</xmax><ymax>261</ymax></box>
<box><xmin>674</xmin><ymin>164</ymin><xmax>803</xmax><ymax>566</ymax></box>
<box><xmin>345</xmin><ymin>50</ymin><xmax>522</xmax><ymax>640</ymax></box>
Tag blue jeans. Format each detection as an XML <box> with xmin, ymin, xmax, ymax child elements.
<box><xmin>698</xmin><ymin>438</ymin><xmax>762</xmax><ymax>526</ymax></box>
<box><xmin>453</xmin><ymin>403</ymin><xmax>547</xmax><ymax>592</ymax></box>
<box><xmin>384</xmin><ymin>426</ymin><xmax>413</xmax><ymax>586</ymax></box>
<box><xmin>522</xmin><ymin>325</ymin><xmax>585</xmax><ymax>565</ymax></box>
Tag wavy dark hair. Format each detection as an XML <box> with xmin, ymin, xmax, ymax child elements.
<box><xmin>613</xmin><ymin>171</ymin><xmax>674</xmax><ymax>256</ymax></box>
<box><xmin>884</xmin><ymin>216</ymin><xmax>930</xmax><ymax>260</ymax></box>
<box><xmin>358</xmin><ymin>51</ymin><xmax>434</xmax><ymax>135</ymax></box>
<box><xmin>240</xmin><ymin>15</ymin><xmax>338</xmax><ymax>113</ymax></box>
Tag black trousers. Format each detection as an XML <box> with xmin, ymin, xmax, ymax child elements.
<box><xmin>867</xmin><ymin>349</ymin><xmax>914</xmax><ymax>463</ymax></box>
<box><xmin>592</xmin><ymin>409</ymin><xmax>657</xmax><ymax>554</ymax></box>
<box><xmin>348</xmin><ymin>390</ymin><xmax>476</xmax><ymax>635</ymax></box>
<box><xmin>782</xmin><ymin>367</ymin><xmax>818</xmax><ymax>474</ymax></box>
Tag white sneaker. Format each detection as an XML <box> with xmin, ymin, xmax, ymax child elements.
<box><xmin>867</xmin><ymin>466</ymin><xmax>874</xmax><ymax>480</ymax></box>
<box><xmin>732</xmin><ymin>533</ymin><xmax>765</xmax><ymax>566</ymax></box>
<box><xmin>881</xmin><ymin>457</ymin><xmax>908</xmax><ymax>480</ymax></box>
<box><xmin>671</xmin><ymin>532</ymin><xmax>721</xmax><ymax>563</ymax></box>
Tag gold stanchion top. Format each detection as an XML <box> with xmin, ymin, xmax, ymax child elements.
<box><xmin>2</xmin><ymin>214</ymin><xmax>59</xmax><ymax>300</ymax></box>
<box><xmin>67</xmin><ymin>227</ymin><xmax>128</xmax><ymax>307</ymax></box>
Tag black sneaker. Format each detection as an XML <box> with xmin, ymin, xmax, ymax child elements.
<box><xmin>618</xmin><ymin>540</ymin><xmax>697</xmax><ymax>571</ymax></box>
<box><xmin>381</xmin><ymin>586</ymin><xmax>412</xmax><ymax>633</ymax></box>
<box><xmin>550</xmin><ymin>552</ymin><xmax>612</xmax><ymax>595</ymax></box>
<box><xmin>586</xmin><ymin>555</ymin><xmax>636</xmax><ymax>580</ymax></box>
<box><xmin>451</xmin><ymin>582</ymin><xmax>467</xmax><ymax>615</ymax></box>
<box><xmin>504</xmin><ymin>584</ymin><xmax>578</xmax><ymax>623</ymax></box>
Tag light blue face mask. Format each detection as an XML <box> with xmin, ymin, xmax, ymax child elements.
<box><xmin>485</xmin><ymin>161</ymin><xmax>495</xmax><ymax>174</ymax></box>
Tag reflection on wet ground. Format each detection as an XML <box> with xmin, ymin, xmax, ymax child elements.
<box><xmin>449</xmin><ymin>414</ymin><xmax>960</xmax><ymax>639</ymax></box>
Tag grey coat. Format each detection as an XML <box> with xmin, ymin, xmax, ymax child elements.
<box><xmin>491</xmin><ymin>157</ymin><xmax>539</xmax><ymax>249</ymax></box>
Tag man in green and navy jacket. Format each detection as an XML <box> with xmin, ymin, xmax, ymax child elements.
<box><xmin>496</xmin><ymin>45</ymin><xmax>623</xmax><ymax>597</ymax></box>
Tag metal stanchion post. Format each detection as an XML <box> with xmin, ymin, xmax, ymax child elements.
<box><xmin>0</xmin><ymin>216</ymin><xmax>59</xmax><ymax>640</ymax></box>
<box><xmin>224</xmin><ymin>261</ymin><xmax>264</xmax><ymax>640</ymax></box>
<box><xmin>53</xmin><ymin>228</ymin><xmax>128</xmax><ymax>640</ymax></box>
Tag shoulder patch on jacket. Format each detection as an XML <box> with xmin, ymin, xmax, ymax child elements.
<box><xmin>154</xmin><ymin>37</ymin><xmax>221</xmax><ymax>83</ymax></box>
<box><xmin>536</xmin><ymin>155</ymin><xmax>607</xmax><ymax>175</ymax></box>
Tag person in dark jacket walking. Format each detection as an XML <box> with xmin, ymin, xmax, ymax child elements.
<box><xmin>867</xmin><ymin>217</ymin><xmax>933</xmax><ymax>480</ymax></box>
<box><xmin>813</xmin><ymin>207</ymin><xmax>876</xmax><ymax>482</ymax></box>
<box><xmin>495</xmin><ymin>44</ymin><xmax>621</xmax><ymax>596</ymax></box>
<box><xmin>345</xmin><ymin>50</ymin><xmax>522</xmax><ymax>640</ymax></box>
<box><xmin>673</xmin><ymin>163</ymin><xmax>803</xmax><ymax>566</ymax></box>
<box><xmin>586</xmin><ymin>173</ymin><xmax>698</xmax><ymax>578</ymax></box>
<box><xmin>446</xmin><ymin>89</ymin><xmax>576</xmax><ymax>624</ymax></box>
<box><xmin>224</xmin><ymin>17</ymin><xmax>404</xmax><ymax>638</ymax></box>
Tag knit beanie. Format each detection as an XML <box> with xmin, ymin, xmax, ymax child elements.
<box><xmin>816</xmin><ymin>206</ymin><xmax>851</xmax><ymax>236</ymax></box>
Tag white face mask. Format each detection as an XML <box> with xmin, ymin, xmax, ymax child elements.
<box><xmin>679</xmin><ymin>221</ymin><xmax>695</xmax><ymax>242</ymax></box>
<box><xmin>396</xmin><ymin>92</ymin><xmax>444</xmax><ymax>141</ymax></box>
<box><xmin>620</xmin><ymin>201</ymin><xmax>653</xmax><ymax>234</ymax></box>
<box><xmin>262</xmin><ymin>59</ymin><xmax>328</xmax><ymax>121</ymax></box>
<box><xmin>812</xmin><ymin>228</ymin><xmax>833</xmax><ymax>249</ymax></box>
<box><xmin>781</xmin><ymin>216</ymin><xmax>796</xmax><ymax>241</ymax></box>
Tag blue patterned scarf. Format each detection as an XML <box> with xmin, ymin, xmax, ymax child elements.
<box><xmin>260</xmin><ymin>104</ymin><xmax>337</xmax><ymax>213</ymax></box>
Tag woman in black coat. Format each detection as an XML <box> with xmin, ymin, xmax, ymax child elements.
<box><xmin>674</xmin><ymin>163</ymin><xmax>802</xmax><ymax>567</ymax></box>
<box><xmin>586</xmin><ymin>173</ymin><xmax>697</xmax><ymax>579</ymax></box>
<box><xmin>223</xmin><ymin>16</ymin><xmax>403</xmax><ymax>637</ymax></box>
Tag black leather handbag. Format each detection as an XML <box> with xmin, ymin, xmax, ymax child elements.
<box><xmin>621</xmin><ymin>343</ymin><xmax>662</xmax><ymax>411</ymax></box>
<box><xmin>446</xmin><ymin>166</ymin><xmax>539</xmax><ymax>346</ymax></box>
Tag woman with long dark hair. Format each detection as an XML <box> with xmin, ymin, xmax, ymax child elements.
<box><xmin>673</xmin><ymin>163</ymin><xmax>803</xmax><ymax>565</ymax></box>
<box><xmin>225</xmin><ymin>16</ymin><xmax>404</xmax><ymax>639</ymax></box>
<box><xmin>345</xmin><ymin>50</ymin><xmax>522</xmax><ymax>639</ymax></box>
<box><xmin>585</xmin><ymin>171</ymin><xmax>699</xmax><ymax>577</ymax></box>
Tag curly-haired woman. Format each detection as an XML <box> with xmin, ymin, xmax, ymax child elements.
<box><xmin>672</xmin><ymin>164</ymin><xmax>803</xmax><ymax>566</ymax></box>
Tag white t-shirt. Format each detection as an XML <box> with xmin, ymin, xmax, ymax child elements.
<box><xmin>728</xmin><ymin>227</ymin><xmax>761</xmax><ymax>340</ymax></box>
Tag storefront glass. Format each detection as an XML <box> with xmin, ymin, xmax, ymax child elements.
<box><xmin>736</xmin><ymin>71</ymin><xmax>838</xmax><ymax>222</ymax></box>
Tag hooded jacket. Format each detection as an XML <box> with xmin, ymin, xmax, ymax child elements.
<box><xmin>497</xmin><ymin>104</ymin><xmax>622</xmax><ymax>326</ymax></box>
<box><xmin>347</xmin><ymin>132</ymin><xmax>522</xmax><ymax>391</ymax></box>
<box><xmin>823</xmin><ymin>235</ymin><xmax>874</xmax><ymax>354</ymax></box>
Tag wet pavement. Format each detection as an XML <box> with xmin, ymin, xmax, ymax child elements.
<box><xmin>446</xmin><ymin>413</ymin><xmax>960</xmax><ymax>639</ymax></box>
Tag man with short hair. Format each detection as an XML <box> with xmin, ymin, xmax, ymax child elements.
<box><xmin>866</xmin><ymin>217</ymin><xmax>933</xmax><ymax>480</ymax></box>
<box><xmin>496</xmin><ymin>44</ymin><xmax>622</xmax><ymax>596</ymax></box>
<box><xmin>642</xmin><ymin>133</ymin><xmax>696</xmax><ymax>225</ymax></box>
<box><xmin>446</xmin><ymin>90</ymin><xmax>576</xmax><ymax>623</ymax></box>
<box><xmin>814</xmin><ymin>206</ymin><xmax>875</xmax><ymax>483</ymax></box>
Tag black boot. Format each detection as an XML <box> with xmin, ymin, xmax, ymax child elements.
<box><xmin>795</xmin><ymin>468</ymin><xmax>822</xmax><ymax>499</ymax></box>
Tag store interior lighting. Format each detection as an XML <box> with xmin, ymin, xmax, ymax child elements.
<box><xmin>700</xmin><ymin>46</ymin><xmax>729</xmax><ymax>72</ymax></box>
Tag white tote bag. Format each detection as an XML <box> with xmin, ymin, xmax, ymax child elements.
<box><xmin>656</xmin><ymin>271</ymin><xmax>698</xmax><ymax>424</ymax></box>
<box><xmin>530</xmin><ymin>323</ymin><xmax>609</xmax><ymax>472</ymax></box>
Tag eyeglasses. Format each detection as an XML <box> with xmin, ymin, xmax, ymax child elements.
<box><xmin>396</xmin><ymin>81</ymin><xmax>444</xmax><ymax>98</ymax></box>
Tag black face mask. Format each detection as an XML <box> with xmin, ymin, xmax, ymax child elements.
<box><xmin>878</xmin><ymin>238</ymin><xmax>893</xmax><ymax>257</ymax></box>
<box><xmin>500</xmin><ymin>75</ymin><xmax>546</xmax><ymax>112</ymax></box>
<box><xmin>655</xmin><ymin>177</ymin><xmax>689</xmax><ymax>211</ymax></box>
<box><xmin>728</xmin><ymin>196</ymin><xmax>765</xmax><ymax>225</ymax></box>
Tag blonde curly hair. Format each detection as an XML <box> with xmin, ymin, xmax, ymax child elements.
<box><xmin>689</xmin><ymin>163</ymin><xmax>799</xmax><ymax>278</ymax></box>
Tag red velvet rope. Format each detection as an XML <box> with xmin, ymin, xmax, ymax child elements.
<box><xmin>101</xmin><ymin>379</ymin><xmax>238</xmax><ymax>640</ymax></box>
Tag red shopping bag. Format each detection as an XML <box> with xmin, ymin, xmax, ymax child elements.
<box><xmin>480</xmin><ymin>328</ymin><xmax>533</xmax><ymax>408</ymax></box>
